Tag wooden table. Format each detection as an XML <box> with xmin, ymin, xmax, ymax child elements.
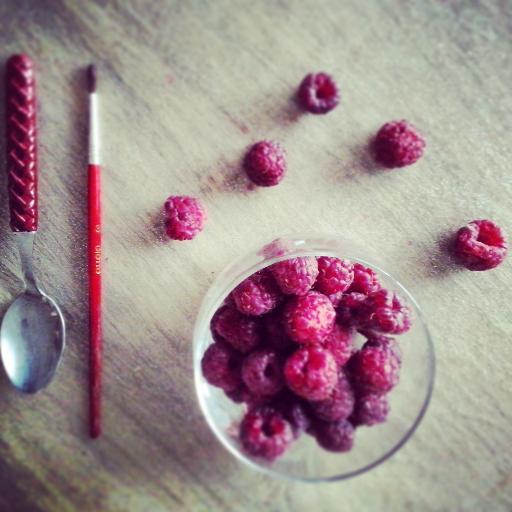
<box><xmin>0</xmin><ymin>1</ymin><xmax>511</xmax><ymax>510</ymax></box>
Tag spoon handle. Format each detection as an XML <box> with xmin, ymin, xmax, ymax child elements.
<box><xmin>5</xmin><ymin>54</ymin><xmax>38</xmax><ymax>233</ymax></box>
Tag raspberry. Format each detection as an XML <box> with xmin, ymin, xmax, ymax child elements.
<box><xmin>284</xmin><ymin>346</ymin><xmax>338</xmax><ymax>401</ymax></box>
<box><xmin>374</xmin><ymin>119</ymin><xmax>426</xmax><ymax>168</ymax></box>
<box><xmin>336</xmin><ymin>292</ymin><xmax>367</xmax><ymax>327</ymax></box>
<box><xmin>211</xmin><ymin>306</ymin><xmax>261</xmax><ymax>353</ymax></box>
<box><xmin>361</xmin><ymin>289</ymin><xmax>412</xmax><ymax>334</ymax></box>
<box><xmin>454</xmin><ymin>219</ymin><xmax>508</xmax><ymax>271</ymax></box>
<box><xmin>315</xmin><ymin>257</ymin><xmax>354</xmax><ymax>295</ymax></box>
<box><xmin>347</xmin><ymin>263</ymin><xmax>381</xmax><ymax>295</ymax></box>
<box><xmin>239</xmin><ymin>405</ymin><xmax>294</xmax><ymax>460</ymax></box>
<box><xmin>310</xmin><ymin>371</ymin><xmax>355</xmax><ymax>422</ymax></box>
<box><xmin>361</xmin><ymin>332</ymin><xmax>402</xmax><ymax>366</ymax></box>
<box><xmin>271</xmin><ymin>391</ymin><xmax>312</xmax><ymax>438</ymax></box>
<box><xmin>284</xmin><ymin>291</ymin><xmax>336</xmax><ymax>344</ymax></box>
<box><xmin>270</xmin><ymin>257</ymin><xmax>319</xmax><ymax>295</ymax></box>
<box><xmin>297</xmin><ymin>72</ymin><xmax>340</xmax><ymax>114</ymax></box>
<box><xmin>244</xmin><ymin>140</ymin><xmax>287</xmax><ymax>187</ymax></box>
<box><xmin>201</xmin><ymin>342</ymin><xmax>242</xmax><ymax>392</ymax></box>
<box><xmin>232</xmin><ymin>270</ymin><xmax>281</xmax><ymax>316</ymax></box>
<box><xmin>241</xmin><ymin>349</ymin><xmax>284</xmax><ymax>397</ymax></box>
<box><xmin>326</xmin><ymin>291</ymin><xmax>344</xmax><ymax>308</ymax></box>
<box><xmin>321</xmin><ymin>323</ymin><xmax>354</xmax><ymax>367</ymax></box>
<box><xmin>164</xmin><ymin>195</ymin><xmax>206</xmax><ymax>241</ymax></box>
<box><xmin>350</xmin><ymin>393</ymin><xmax>389</xmax><ymax>427</ymax></box>
<box><xmin>348</xmin><ymin>345</ymin><xmax>400</xmax><ymax>394</ymax></box>
<box><xmin>263</xmin><ymin>308</ymin><xmax>294</xmax><ymax>352</ymax></box>
<box><xmin>313</xmin><ymin>419</ymin><xmax>354</xmax><ymax>452</ymax></box>
<box><xmin>224</xmin><ymin>383</ymin><xmax>253</xmax><ymax>404</ymax></box>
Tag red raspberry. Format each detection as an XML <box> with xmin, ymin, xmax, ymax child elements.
<box><xmin>336</xmin><ymin>292</ymin><xmax>367</xmax><ymax>327</ymax></box>
<box><xmin>374</xmin><ymin>119</ymin><xmax>425</xmax><ymax>168</ymax></box>
<box><xmin>361</xmin><ymin>289</ymin><xmax>412</xmax><ymax>335</ymax></box>
<box><xmin>348</xmin><ymin>345</ymin><xmax>400</xmax><ymax>394</ymax></box>
<box><xmin>284</xmin><ymin>291</ymin><xmax>336</xmax><ymax>344</ymax></box>
<box><xmin>310</xmin><ymin>371</ymin><xmax>355</xmax><ymax>422</ymax></box>
<box><xmin>347</xmin><ymin>263</ymin><xmax>381</xmax><ymax>295</ymax></box>
<box><xmin>297</xmin><ymin>72</ymin><xmax>340</xmax><ymax>114</ymax></box>
<box><xmin>271</xmin><ymin>391</ymin><xmax>312</xmax><ymax>438</ymax></box>
<box><xmin>164</xmin><ymin>195</ymin><xmax>206</xmax><ymax>241</ymax></box>
<box><xmin>201</xmin><ymin>342</ymin><xmax>242</xmax><ymax>392</ymax></box>
<box><xmin>284</xmin><ymin>346</ymin><xmax>338</xmax><ymax>401</ymax></box>
<box><xmin>313</xmin><ymin>419</ymin><xmax>354</xmax><ymax>452</ymax></box>
<box><xmin>454</xmin><ymin>219</ymin><xmax>508</xmax><ymax>271</ymax></box>
<box><xmin>326</xmin><ymin>291</ymin><xmax>344</xmax><ymax>307</ymax></box>
<box><xmin>321</xmin><ymin>323</ymin><xmax>354</xmax><ymax>367</ymax></box>
<box><xmin>211</xmin><ymin>306</ymin><xmax>261</xmax><ymax>353</ymax></box>
<box><xmin>232</xmin><ymin>270</ymin><xmax>281</xmax><ymax>316</ymax></box>
<box><xmin>241</xmin><ymin>349</ymin><xmax>284</xmax><ymax>397</ymax></box>
<box><xmin>270</xmin><ymin>257</ymin><xmax>319</xmax><ymax>295</ymax></box>
<box><xmin>350</xmin><ymin>393</ymin><xmax>389</xmax><ymax>427</ymax></box>
<box><xmin>263</xmin><ymin>308</ymin><xmax>294</xmax><ymax>352</ymax></box>
<box><xmin>244</xmin><ymin>140</ymin><xmax>287</xmax><ymax>187</ymax></box>
<box><xmin>239</xmin><ymin>405</ymin><xmax>294</xmax><ymax>460</ymax></box>
<box><xmin>315</xmin><ymin>257</ymin><xmax>354</xmax><ymax>295</ymax></box>
<box><xmin>224</xmin><ymin>383</ymin><xmax>253</xmax><ymax>404</ymax></box>
<box><xmin>361</xmin><ymin>332</ymin><xmax>402</xmax><ymax>366</ymax></box>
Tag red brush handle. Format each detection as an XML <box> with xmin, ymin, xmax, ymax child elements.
<box><xmin>88</xmin><ymin>163</ymin><xmax>102</xmax><ymax>438</ymax></box>
<box><xmin>5</xmin><ymin>54</ymin><xmax>38</xmax><ymax>232</ymax></box>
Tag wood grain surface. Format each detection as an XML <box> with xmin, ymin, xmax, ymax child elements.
<box><xmin>0</xmin><ymin>1</ymin><xmax>511</xmax><ymax>511</ymax></box>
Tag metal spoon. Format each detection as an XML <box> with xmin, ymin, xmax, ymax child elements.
<box><xmin>1</xmin><ymin>54</ymin><xmax>65</xmax><ymax>393</ymax></box>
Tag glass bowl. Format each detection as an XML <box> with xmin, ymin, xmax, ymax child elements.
<box><xmin>193</xmin><ymin>235</ymin><xmax>435</xmax><ymax>482</ymax></box>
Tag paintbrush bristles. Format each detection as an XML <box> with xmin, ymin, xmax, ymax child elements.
<box><xmin>87</xmin><ymin>64</ymin><xmax>97</xmax><ymax>93</ymax></box>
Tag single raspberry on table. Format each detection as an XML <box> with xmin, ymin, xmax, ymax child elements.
<box><xmin>270</xmin><ymin>257</ymin><xmax>319</xmax><ymax>295</ymax></box>
<box><xmin>297</xmin><ymin>72</ymin><xmax>340</xmax><ymax>114</ymax></box>
<box><xmin>241</xmin><ymin>349</ymin><xmax>284</xmax><ymax>397</ymax></box>
<box><xmin>283</xmin><ymin>291</ymin><xmax>336</xmax><ymax>344</ymax></box>
<box><xmin>232</xmin><ymin>270</ymin><xmax>281</xmax><ymax>316</ymax></box>
<box><xmin>201</xmin><ymin>341</ymin><xmax>242</xmax><ymax>392</ymax></box>
<box><xmin>164</xmin><ymin>195</ymin><xmax>206</xmax><ymax>241</ymax></box>
<box><xmin>350</xmin><ymin>393</ymin><xmax>389</xmax><ymax>427</ymax></box>
<box><xmin>347</xmin><ymin>263</ymin><xmax>381</xmax><ymax>295</ymax></box>
<box><xmin>244</xmin><ymin>140</ymin><xmax>287</xmax><ymax>187</ymax></box>
<box><xmin>271</xmin><ymin>391</ymin><xmax>312</xmax><ymax>438</ymax></box>
<box><xmin>454</xmin><ymin>219</ymin><xmax>508</xmax><ymax>271</ymax></box>
<box><xmin>310</xmin><ymin>371</ymin><xmax>355</xmax><ymax>422</ymax></box>
<box><xmin>239</xmin><ymin>405</ymin><xmax>294</xmax><ymax>460</ymax></box>
<box><xmin>284</xmin><ymin>346</ymin><xmax>338</xmax><ymax>401</ymax></box>
<box><xmin>373</xmin><ymin>119</ymin><xmax>425</xmax><ymax>168</ymax></box>
<box><xmin>321</xmin><ymin>323</ymin><xmax>354</xmax><ymax>367</ymax></box>
<box><xmin>361</xmin><ymin>332</ymin><xmax>402</xmax><ymax>366</ymax></box>
<box><xmin>211</xmin><ymin>306</ymin><xmax>261</xmax><ymax>353</ymax></box>
<box><xmin>312</xmin><ymin>419</ymin><xmax>355</xmax><ymax>452</ymax></box>
<box><xmin>315</xmin><ymin>257</ymin><xmax>354</xmax><ymax>295</ymax></box>
<box><xmin>360</xmin><ymin>289</ymin><xmax>412</xmax><ymax>335</ymax></box>
<box><xmin>348</xmin><ymin>344</ymin><xmax>400</xmax><ymax>394</ymax></box>
<box><xmin>263</xmin><ymin>307</ymin><xmax>294</xmax><ymax>352</ymax></box>
<box><xmin>336</xmin><ymin>292</ymin><xmax>367</xmax><ymax>327</ymax></box>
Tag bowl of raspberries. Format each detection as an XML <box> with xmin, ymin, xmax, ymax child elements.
<box><xmin>194</xmin><ymin>236</ymin><xmax>435</xmax><ymax>481</ymax></box>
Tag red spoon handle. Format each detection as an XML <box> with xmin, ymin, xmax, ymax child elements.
<box><xmin>5</xmin><ymin>54</ymin><xmax>38</xmax><ymax>232</ymax></box>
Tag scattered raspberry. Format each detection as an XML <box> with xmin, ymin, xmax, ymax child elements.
<box><xmin>321</xmin><ymin>323</ymin><xmax>354</xmax><ymax>367</ymax></box>
<box><xmin>263</xmin><ymin>308</ymin><xmax>294</xmax><ymax>352</ymax></box>
<box><xmin>283</xmin><ymin>291</ymin><xmax>336</xmax><ymax>344</ymax></box>
<box><xmin>454</xmin><ymin>219</ymin><xmax>508</xmax><ymax>271</ymax></box>
<box><xmin>361</xmin><ymin>289</ymin><xmax>412</xmax><ymax>334</ymax></box>
<box><xmin>315</xmin><ymin>257</ymin><xmax>354</xmax><ymax>295</ymax></box>
<box><xmin>347</xmin><ymin>263</ymin><xmax>381</xmax><ymax>295</ymax></box>
<box><xmin>244</xmin><ymin>140</ymin><xmax>287</xmax><ymax>187</ymax></box>
<box><xmin>272</xmin><ymin>391</ymin><xmax>312</xmax><ymax>438</ymax></box>
<box><xmin>211</xmin><ymin>306</ymin><xmax>261</xmax><ymax>353</ymax></box>
<box><xmin>313</xmin><ymin>419</ymin><xmax>354</xmax><ymax>452</ymax></box>
<box><xmin>241</xmin><ymin>349</ymin><xmax>284</xmax><ymax>397</ymax></box>
<box><xmin>164</xmin><ymin>195</ymin><xmax>206</xmax><ymax>241</ymax></box>
<box><xmin>284</xmin><ymin>346</ymin><xmax>338</xmax><ymax>401</ymax></box>
<box><xmin>336</xmin><ymin>292</ymin><xmax>367</xmax><ymax>327</ymax></box>
<box><xmin>373</xmin><ymin>120</ymin><xmax>425</xmax><ymax>168</ymax></box>
<box><xmin>297</xmin><ymin>72</ymin><xmax>340</xmax><ymax>114</ymax></box>
<box><xmin>232</xmin><ymin>270</ymin><xmax>281</xmax><ymax>316</ymax></box>
<box><xmin>270</xmin><ymin>257</ymin><xmax>319</xmax><ymax>295</ymax></box>
<box><xmin>239</xmin><ymin>405</ymin><xmax>294</xmax><ymax>460</ymax></box>
<box><xmin>201</xmin><ymin>342</ymin><xmax>242</xmax><ymax>392</ymax></box>
<box><xmin>348</xmin><ymin>345</ymin><xmax>400</xmax><ymax>394</ymax></box>
<box><xmin>361</xmin><ymin>332</ymin><xmax>402</xmax><ymax>366</ymax></box>
<box><xmin>350</xmin><ymin>393</ymin><xmax>389</xmax><ymax>427</ymax></box>
<box><xmin>310</xmin><ymin>371</ymin><xmax>355</xmax><ymax>422</ymax></box>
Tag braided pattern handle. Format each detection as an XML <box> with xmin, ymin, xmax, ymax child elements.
<box><xmin>5</xmin><ymin>54</ymin><xmax>38</xmax><ymax>232</ymax></box>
